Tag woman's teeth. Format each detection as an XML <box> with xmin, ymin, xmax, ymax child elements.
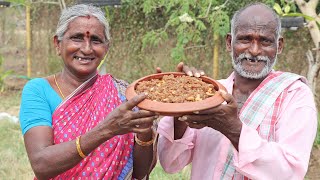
<box><xmin>74</xmin><ymin>57</ymin><xmax>93</xmax><ymax>61</ymax></box>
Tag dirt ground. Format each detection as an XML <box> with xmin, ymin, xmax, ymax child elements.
<box><xmin>307</xmin><ymin>146</ymin><xmax>320</xmax><ymax>179</ymax></box>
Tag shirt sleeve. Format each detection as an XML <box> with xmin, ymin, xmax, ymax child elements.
<box><xmin>157</xmin><ymin>116</ymin><xmax>196</xmax><ymax>173</ymax></box>
<box><xmin>232</xmin><ymin>83</ymin><xmax>318</xmax><ymax>180</ymax></box>
<box><xmin>19</xmin><ymin>79</ymin><xmax>54</xmax><ymax>135</ymax></box>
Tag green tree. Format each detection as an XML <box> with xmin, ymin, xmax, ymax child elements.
<box><xmin>140</xmin><ymin>0</ymin><xmax>275</xmax><ymax>77</ymax></box>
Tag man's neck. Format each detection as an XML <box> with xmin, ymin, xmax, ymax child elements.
<box><xmin>233</xmin><ymin>72</ymin><xmax>266</xmax><ymax>111</ymax></box>
<box><xmin>233</xmin><ymin>72</ymin><xmax>265</xmax><ymax>94</ymax></box>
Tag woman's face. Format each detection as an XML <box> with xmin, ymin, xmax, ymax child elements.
<box><xmin>55</xmin><ymin>16</ymin><xmax>108</xmax><ymax>77</ymax></box>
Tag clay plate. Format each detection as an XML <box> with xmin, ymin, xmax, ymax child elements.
<box><xmin>125</xmin><ymin>72</ymin><xmax>227</xmax><ymax>116</ymax></box>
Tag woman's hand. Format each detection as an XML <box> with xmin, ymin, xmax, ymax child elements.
<box><xmin>156</xmin><ymin>62</ymin><xmax>205</xmax><ymax>77</ymax></box>
<box><xmin>98</xmin><ymin>93</ymin><xmax>158</xmax><ymax>137</ymax></box>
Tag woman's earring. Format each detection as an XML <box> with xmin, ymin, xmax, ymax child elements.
<box><xmin>56</xmin><ymin>48</ymin><xmax>61</xmax><ymax>56</ymax></box>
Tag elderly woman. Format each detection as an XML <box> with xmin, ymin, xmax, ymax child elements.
<box><xmin>19</xmin><ymin>4</ymin><xmax>167</xmax><ymax>179</ymax></box>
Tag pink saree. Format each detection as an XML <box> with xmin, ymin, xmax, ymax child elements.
<box><xmin>51</xmin><ymin>74</ymin><xmax>134</xmax><ymax>179</ymax></box>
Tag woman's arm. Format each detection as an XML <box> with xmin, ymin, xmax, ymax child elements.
<box><xmin>133</xmin><ymin>130</ymin><xmax>155</xmax><ymax>179</ymax></box>
<box><xmin>23</xmin><ymin>93</ymin><xmax>157</xmax><ymax>179</ymax></box>
<box><xmin>24</xmin><ymin>126</ymin><xmax>112</xmax><ymax>180</ymax></box>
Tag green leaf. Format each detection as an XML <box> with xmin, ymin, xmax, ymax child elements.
<box><xmin>5</xmin><ymin>0</ymin><xmax>25</xmax><ymax>5</ymax></box>
<box><xmin>284</xmin><ymin>5</ymin><xmax>290</xmax><ymax>14</ymax></box>
<box><xmin>283</xmin><ymin>13</ymin><xmax>315</xmax><ymax>21</ymax></box>
<box><xmin>195</xmin><ymin>20</ymin><xmax>206</xmax><ymax>31</ymax></box>
<box><xmin>273</xmin><ymin>3</ymin><xmax>283</xmax><ymax>15</ymax></box>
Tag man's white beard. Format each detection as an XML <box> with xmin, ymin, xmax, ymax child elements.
<box><xmin>231</xmin><ymin>52</ymin><xmax>277</xmax><ymax>79</ymax></box>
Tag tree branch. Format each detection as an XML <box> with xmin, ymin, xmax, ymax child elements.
<box><xmin>31</xmin><ymin>1</ymin><xmax>59</xmax><ymax>5</ymax></box>
<box><xmin>184</xmin><ymin>45</ymin><xmax>207</xmax><ymax>50</ymax></box>
<box><xmin>294</xmin><ymin>0</ymin><xmax>307</xmax><ymax>6</ymax></box>
<box><xmin>200</xmin><ymin>0</ymin><xmax>230</xmax><ymax>19</ymax></box>
<box><xmin>308</xmin><ymin>0</ymin><xmax>319</xmax><ymax>7</ymax></box>
<box><xmin>295</xmin><ymin>0</ymin><xmax>320</xmax><ymax>47</ymax></box>
<box><xmin>204</xmin><ymin>2</ymin><xmax>212</xmax><ymax>18</ymax></box>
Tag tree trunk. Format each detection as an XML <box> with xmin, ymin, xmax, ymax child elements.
<box><xmin>213</xmin><ymin>33</ymin><xmax>219</xmax><ymax>79</ymax></box>
<box><xmin>294</xmin><ymin>0</ymin><xmax>320</xmax><ymax>96</ymax></box>
<box><xmin>26</xmin><ymin>4</ymin><xmax>32</xmax><ymax>78</ymax></box>
<box><xmin>306</xmin><ymin>50</ymin><xmax>320</xmax><ymax>95</ymax></box>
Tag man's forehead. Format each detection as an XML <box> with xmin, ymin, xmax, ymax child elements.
<box><xmin>235</xmin><ymin>6</ymin><xmax>277</xmax><ymax>34</ymax></box>
<box><xmin>236</xmin><ymin>18</ymin><xmax>277</xmax><ymax>31</ymax></box>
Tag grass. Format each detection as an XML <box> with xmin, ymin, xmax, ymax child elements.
<box><xmin>0</xmin><ymin>120</ymin><xmax>34</xmax><ymax>179</ymax></box>
<box><xmin>149</xmin><ymin>163</ymin><xmax>191</xmax><ymax>179</ymax></box>
<box><xmin>0</xmin><ymin>90</ymin><xmax>21</xmax><ymax>111</ymax></box>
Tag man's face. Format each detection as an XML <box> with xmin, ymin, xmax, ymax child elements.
<box><xmin>227</xmin><ymin>6</ymin><xmax>283</xmax><ymax>79</ymax></box>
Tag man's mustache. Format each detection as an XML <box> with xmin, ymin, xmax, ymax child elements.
<box><xmin>236</xmin><ymin>53</ymin><xmax>270</xmax><ymax>62</ymax></box>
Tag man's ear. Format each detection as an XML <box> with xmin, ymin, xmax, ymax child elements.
<box><xmin>226</xmin><ymin>33</ymin><xmax>232</xmax><ymax>52</ymax></box>
<box><xmin>53</xmin><ymin>35</ymin><xmax>61</xmax><ymax>56</ymax></box>
<box><xmin>277</xmin><ymin>36</ymin><xmax>284</xmax><ymax>54</ymax></box>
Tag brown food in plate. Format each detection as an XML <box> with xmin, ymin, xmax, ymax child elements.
<box><xmin>135</xmin><ymin>74</ymin><xmax>216</xmax><ymax>103</ymax></box>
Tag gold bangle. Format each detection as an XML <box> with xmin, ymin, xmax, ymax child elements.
<box><xmin>76</xmin><ymin>136</ymin><xmax>86</xmax><ymax>158</ymax></box>
<box><xmin>134</xmin><ymin>132</ymin><xmax>155</xmax><ymax>147</ymax></box>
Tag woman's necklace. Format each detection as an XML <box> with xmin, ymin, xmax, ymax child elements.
<box><xmin>54</xmin><ymin>74</ymin><xmax>65</xmax><ymax>99</ymax></box>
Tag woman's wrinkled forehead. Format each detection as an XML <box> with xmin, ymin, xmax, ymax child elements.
<box><xmin>67</xmin><ymin>16</ymin><xmax>106</xmax><ymax>39</ymax></box>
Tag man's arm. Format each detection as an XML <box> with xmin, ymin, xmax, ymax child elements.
<box><xmin>157</xmin><ymin>116</ymin><xmax>196</xmax><ymax>173</ymax></box>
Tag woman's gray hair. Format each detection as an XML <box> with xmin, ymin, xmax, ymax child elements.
<box><xmin>55</xmin><ymin>4</ymin><xmax>111</xmax><ymax>42</ymax></box>
<box><xmin>230</xmin><ymin>2</ymin><xmax>281</xmax><ymax>40</ymax></box>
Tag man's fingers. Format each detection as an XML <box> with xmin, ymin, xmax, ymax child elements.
<box><xmin>176</xmin><ymin>62</ymin><xmax>184</xmax><ymax>72</ymax></box>
<box><xmin>156</xmin><ymin>67</ymin><xmax>162</xmax><ymax>73</ymax></box>
<box><xmin>192</xmin><ymin>104</ymin><xmax>224</xmax><ymax>115</ymax></box>
<box><xmin>178</xmin><ymin>114</ymin><xmax>216</xmax><ymax>123</ymax></box>
<box><xmin>179</xmin><ymin>62</ymin><xmax>193</xmax><ymax>77</ymax></box>
<box><xmin>186</xmin><ymin>122</ymin><xmax>206</xmax><ymax>129</ymax></box>
<box><xmin>220</xmin><ymin>90</ymin><xmax>236</xmax><ymax>106</ymax></box>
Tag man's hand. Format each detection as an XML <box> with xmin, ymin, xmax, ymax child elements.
<box><xmin>156</xmin><ymin>62</ymin><xmax>205</xmax><ymax>77</ymax></box>
<box><xmin>178</xmin><ymin>90</ymin><xmax>242</xmax><ymax>150</ymax></box>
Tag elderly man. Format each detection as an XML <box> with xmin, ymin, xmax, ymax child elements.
<box><xmin>157</xmin><ymin>2</ymin><xmax>318</xmax><ymax>179</ymax></box>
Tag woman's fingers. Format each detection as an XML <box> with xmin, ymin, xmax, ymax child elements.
<box><xmin>130</xmin><ymin>110</ymin><xmax>156</xmax><ymax>119</ymax></box>
<box><xmin>120</xmin><ymin>93</ymin><xmax>147</xmax><ymax>111</ymax></box>
<box><xmin>130</xmin><ymin>116</ymin><xmax>156</xmax><ymax>133</ymax></box>
<box><xmin>132</xmin><ymin>127</ymin><xmax>153</xmax><ymax>134</ymax></box>
<box><xmin>128</xmin><ymin>116</ymin><xmax>157</xmax><ymax>127</ymax></box>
